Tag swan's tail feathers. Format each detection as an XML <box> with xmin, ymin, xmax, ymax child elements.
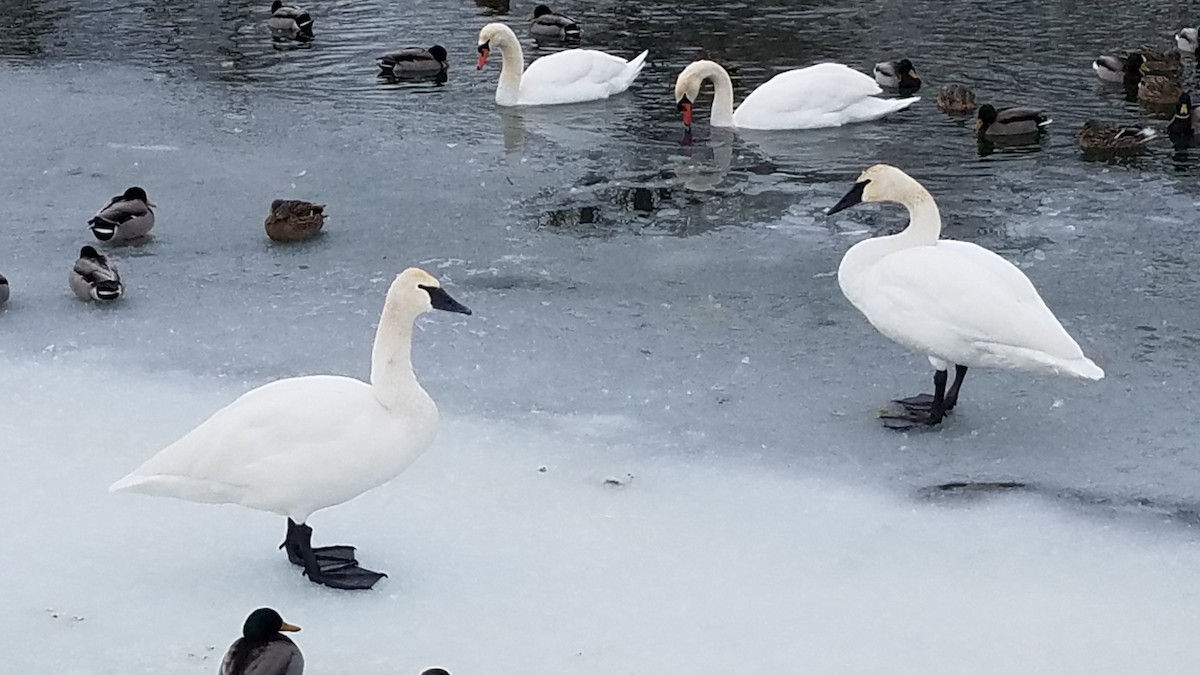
<box><xmin>844</xmin><ymin>95</ymin><xmax>920</xmax><ymax>123</ymax></box>
<box><xmin>624</xmin><ymin>49</ymin><xmax>649</xmax><ymax>82</ymax></box>
<box><xmin>110</xmin><ymin>472</ymin><xmax>148</xmax><ymax>493</ymax></box>
<box><xmin>1064</xmin><ymin>357</ymin><xmax>1104</xmax><ymax>380</ymax></box>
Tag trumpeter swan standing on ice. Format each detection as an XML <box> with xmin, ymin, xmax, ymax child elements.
<box><xmin>826</xmin><ymin>164</ymin><xmax>1103</xmax><ymax>429</ymax></box>
<box><xmin>111</xmin><ymin>268</ymin><xmax>471</xmax><ymax>589</ymax></box>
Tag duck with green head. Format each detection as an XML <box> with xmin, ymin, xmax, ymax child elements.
<box><xmin>219</xmin><ymin>608</ymin><xmax>303</xmax><ymax>675</ymax></box>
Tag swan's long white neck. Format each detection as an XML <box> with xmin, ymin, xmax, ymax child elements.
<box><xmin>692</xmin><ymin>61</ymin><xmax>736</xmax><ymax>127</ymax></box>
<box><xmin>489</xmin><ymin>26</ymin><xmax>525</xmax><ymax>105</ymax></box>
<box><xmin>370</xmin><ymin>299</ymin><xmax>426</xmax><ymax>410</ymax></box>
<box><xmin>838</xmin><ymin>177</ymin><xmax>942</xmax><ymax>304</ymax></box>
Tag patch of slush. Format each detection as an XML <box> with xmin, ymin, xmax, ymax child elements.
<box><xmin>3</xmin><ymin>354</ymin><xmax>1199</xmax><ymax>674</ymax></box>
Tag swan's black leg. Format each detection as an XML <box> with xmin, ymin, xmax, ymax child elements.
<box><xmin>882</xmin><ymin>369</ymin><xmax>949</xmax><ymax>429</ymax></box>
<box><xmin>896</xmin><ymin>365</ymin><xmax>968</xmax><ymax>412</ymax></box>
<box><xmin>279</xmin><ymin>519</ymin><xmax>387</xmax><ymax>590</ymax></box>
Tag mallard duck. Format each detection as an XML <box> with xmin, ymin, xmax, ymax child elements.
<box><xmin>1093</xmin><ymin>52</ymin><xmax>1143</xmax><ymax>85</ymax></box>
<box><xmin>218</xmin><ymin>608</ymin><xmax>303</xmax><ymax>675</ymax></box>
<box><xmin>420</xmin><ymin>670</ymin><xmax>451</xmax><ymax>675</ymax></box>
<box><xmin>1076</xmin><ymin>120</ymin><xmax>1156</xmax><ymax>152</ymax></box>
<box><xmin>88</xmin><ymin>186</ymin><xmax>154</xmax><ymax>243</ymax></box>
<box><xmin>268</xmin><ymin>1</ymin><xmax>313</xmax><ymax>40</ymax></box>
<box><xmin>936</xmin><ymin>84</ymin><xmax>977</xmax><ymax>113</ymax></box>
<box><xmin>975</xmin><ymin>104</ymin><xmax>1051</xmax><ymax>140</ymax></box>
<box><xmin>873</xmin><ymin>59</ymin><xmax>921</xmax><ymax>93</ymax></box>
<box><xmin>1139</xmin><ymin>73</ymin><xmax>1183</xmax><ymax>107</ymax></box>
<box><xmin>1138</xmin><ymin>48</ymin><xmax>1183</xmax><ymax>77</ymax></box>
<box><xmin>1168</xmin><ymin>92</ymin><xmax>1199</xmax><ymax>138</ymax></box>
<box><xmin>69</xmin><ymin>246</ymin><xmax>123</xmax><ymax>302</ymax></box>
<box><xmin>530</xmin><ymin>5</ymin><xmax>581</xmax><ymax>41</ymax></box>
<box><xmin>1177</xmin><ymin>28</ymin><xmax>1199</xmax><ymax>56</ymax></box>
<box><xmin>265</xmin><ymin>199</ymin><xmax>325</xmax><ymax>242</ymax></box>
<box><xmin>0</xmin><ymin>274</ymin><xmax>9</xmax><ymax>307</ymax></box>
<box><xmin>377</xmin><ymin>46</ymin><xmax>448</xmax><ymax>77</ymax></box>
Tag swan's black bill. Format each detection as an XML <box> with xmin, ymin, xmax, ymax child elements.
<box><xmin>420</xmin><ymin>285</ymin><xmax>472</xmax><ymax>315</ymax></box>
<box><xmin>826</xmin><ymin>179</ymin><xmax>870</xmax><ymax>215</ymax></box>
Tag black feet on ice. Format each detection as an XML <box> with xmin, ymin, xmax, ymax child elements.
<box><xmin>281</xmin><ymin>518</ymin><xmax>388</xmax><ymax>590</ymax></box>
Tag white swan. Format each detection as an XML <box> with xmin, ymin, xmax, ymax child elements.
<box><xmin>476</xmin><ymin>22</ymin><xmax>648</xmax><ymax>106</ymax></box>
<box><xmin>673</xmin><ymin>60</ymin><xmax>919</xmax><ymax>131</ymax></box>
<box><xmin>110</xmin><ymin>268</ymin><xmax>472</xmax><ymax>590</ymax></box>
<box><xmin>826</xmin><ymin>165</ymin><xmax>1103</xmax><ymax>429</ymax></box>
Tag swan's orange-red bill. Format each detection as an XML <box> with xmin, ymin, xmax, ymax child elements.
<box><xmin>680</xmin><ymin>102</ymin><xmax>693</xmax><ymax>128</ymax></box>
<box><xmin>476</xmin><ymin>48</ymin><xmax>490</xmax><ymax>70</ymax></box>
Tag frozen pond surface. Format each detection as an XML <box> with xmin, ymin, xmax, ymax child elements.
<box><xmin>3</xmin><ymin>0</ymin><xmax>1200</xmax><ymax>671</ymax></box>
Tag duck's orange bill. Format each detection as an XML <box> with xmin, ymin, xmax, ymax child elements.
<box><xmin>476</xmin><ymin>48</ymin><xmax>490</xmax><ymax>70</ymax></box>
<box><xmin>280</xmin><ymin>622</ymin><xmax>302</xmax><ymax>632</ymax></box>
<box><xmin>680</xmin><ymin>102</ymin><xmax>693</xmax><ymax>128</ymax></box>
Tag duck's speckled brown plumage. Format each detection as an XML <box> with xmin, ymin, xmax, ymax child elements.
<box><xmin>265</xmin><ymin>199</ymin><xmax>325</xmax><ymax>242</ymax></box>
<box><xmin>1076</xmin><ymin>120</ymin><xmax>1156</xmax><ymax>153</ymax></box>
<box><xmin>936</xmin><ymin>84</ymin><xmax>977</xmax><ymax>113</ymax></box>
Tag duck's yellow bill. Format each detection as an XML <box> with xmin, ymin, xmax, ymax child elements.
<box><xmin>280</xmin><ymin>622</ymin><xmax>302</xmax><ymax>632</ymax></box>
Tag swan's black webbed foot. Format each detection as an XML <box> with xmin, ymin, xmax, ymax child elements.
<box><xmin>281</xmin><ymin>518</ymin><xmax>387</xmax><ymax>590</ymax></box>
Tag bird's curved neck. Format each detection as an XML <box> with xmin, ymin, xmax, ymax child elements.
<box><xmin>895</xmin><ymin>186</ymin><xmax>942</xmax><ymax>245</ymax></box>
<box><xmin>492</xmin><ymin>28</ymin><xmax>525</xmax><ymax>102</ymax></box>
<box><xmin>370</xmin><ymin>303</ymin><xmax>424</xmax><ymax>409</ymax></box>
<box><xmin>696</xmin><ymin>62</ymin><xmax>736</xmax><ymax>127</ymax></box>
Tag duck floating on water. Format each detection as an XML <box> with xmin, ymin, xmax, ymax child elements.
<box><xmin>88</xmin><ymin>186</ymin><xmax>154</xmax><ymax>243</ymax></box>
<box><xmin>1168</xmin><ymin>92</ymin><xmax>1198</xmax><ymax>139</ymax></box>
<box><xmin>69</xmin><ymin>246</ymin><xmax>123</xmax><ymax>302</ymax></box>
<box><xmin>268</xmin><ymin>0</ymin><xmax>314</xmax><ymax>41</ymax></box>
<box><xmin>873</xmin><ymin>59</ymin><xmax>921</xmax><ymax>93</ymax></box>
<box><xmin>826</xmin><ymin>165</ymin><xmax>1103</xmax><ymax>429</ymax></box>
<box><xmin>530</xmin><ymin>5</ymin><xmax>581</xmax><ymax>42</ymax></box>
<box><xmin>111</xmin><ymin>268</ymin><xmax>471</xmax><ymax>589</ymax></box>
<box><xmin>219</xmin><ymin>608</ymin><xmax>303</xmax><ymax>675</ymax></box>
<box><xmin>975</xmin><ymin>104</ymin><xmax>1051</xmax><ymax>142</ymax></box>
<box><xmin>377</xmin><ymin>46</ymin><xmax>449</xmax><ymax>79</ymax></box>
<box><xmin>936</xmin><ymin>84</ymin><xmax>976</xmax><ymax>113</ymax></box>
<box><xmin>1076</xmin><ymin>120</ymin><xmax>1156</xmax><ymax>153</ymax></box>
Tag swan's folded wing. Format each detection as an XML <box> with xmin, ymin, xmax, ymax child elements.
<box><xmin>861</xmin><ymin>244</ymin><xmax>1090</xmax><ymax>366</ymax></box>
<box><xmin>741</xmin><ymin>63</ymin><xmax>883</xmax><ymax>116</ymax></box>
<box><xmin>523</xmin><ymin>49</ymin><xmax>631</xmax><ymax>87</ymax></box>
<box><xmin>110</xmin><ymin>376</ymin><xmax>380</xmax><ymax>502</ymax></box>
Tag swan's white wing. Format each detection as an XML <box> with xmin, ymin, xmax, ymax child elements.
<box><xmin>523</xmin><ymin>48</ymin><xmax>632</xmax><ymax>88</ymax></box>
<box><xmin>857</xmin><ymin>243</ymin><xmax>1101</xmax><ymax>377</ymax></box>
<box><xmin>111</xmin><ymin>375</ymin><xmax>434</xmax><ymax>519</ymax></box>
<box><xmin>734</xmin><ymin>63</ymin><xmax>915</xmax><ymax>129</ymax></box>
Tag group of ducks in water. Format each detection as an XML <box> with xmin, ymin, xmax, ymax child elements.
<box><xmin>219</xmin><ymin>608</ymin><xmax>450</xmax><ymax>675</ymax></box>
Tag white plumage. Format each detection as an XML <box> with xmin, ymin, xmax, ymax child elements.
<box><xmin>476</xmin><ymin>23</ymin><xmax>647</xmax><ymax>106</ymax></box>
<box><xmin>111</xmin><ymin>267</ymin><xmax>471</xmax><ymax>589</ymax></box>
<box><xmin>828</xmin><ymin>164</ymin><xmax>1102</xmax><ymax>427</ymax></box>
<box><xmin>673</xmin><ymin>60</ymin><xmax>919</xmax><ymax>131</ymax></box>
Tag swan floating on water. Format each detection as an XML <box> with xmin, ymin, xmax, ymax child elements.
<box><xmin>476</xmin><ymin>22</ymin><xmax>647</xmax><ymax>106</ymax></box>
<box><xmin>673</xmin><ymin>60</ymin><xmax>918</xmax><ymax>131</ymax></box>
<box><xmin>826</xmin><ymin>165</ymin><xmax>1103</xmax><ymax>429</ymax></box>
<box><xmin>111</xmin><ymin>268</ymin><xmax>471</xmax><ymax>589</ymax></box>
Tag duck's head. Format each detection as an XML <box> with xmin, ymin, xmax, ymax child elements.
<box><xmin>270</xmin><ymin>0</ymin><xmax>284</xmax><ymax>12</ymax></box>
<box><xmin>973</xmin><ymin>104</ymin><xmax>998</xmax><ymax>133</ymax></box>
<box><xmin>1126</xmin><ymin>53</ymin><xmax>1147</xmax><ymax>74</ymax></box>
<box><xmin>390</xmin><ymin>268</ymin><xmax>472</xmax><ymax>317</ymax></box>
<box><xmin>532</xmin><ymin>4</ymin><xmax>552</xmax><ymax>18</ymax></box>
<box><xmin>674</xmin><ymin>61</ymin><xmax>714</xmax><ymax>131</ymax></box>
<box><xmin>1177</xmin><ymin>28</ymin><xmax>1199</xmax><ymax>54</ymax></box>
<box><xmin>122</xmin><ymin>186</ymin><xmax>155</xmax><ymax>207</ymax></box>
<box><xmin>1176</xmin><ymin>91</ymin><xmax>1193</xmax><ymax>118</ymax></box>
<box><xmin>79</xmin><ymin>245</ymin><xmax>104</xmax><ymax>262</ymax></box>
<box><xmin>243</xmin><ymin>608</ymin><xmax>301</xmax><ymax>641</ymax></box>
<box><xmin>476</xmin><ymin>23</ymin><xmax>507</xmax><ymax>70</ymax></box>
<box><xmin>420</xmin><ymin>670</ymin><xmax>452</xmax><ymax>675</ymax></box>
<box><xmin>826</xmin><ymin>165</ymin><xmax>921</xmax><ymax>215</ymax></box>
<box><xmin>429</xmin><ymin>45</ymin><xmax>448</xmax><ymax>65</ymax></box>
<box><xmin>896</xmin><ymin>59</ymin><xmax>920</xmax><ymax>81</ymax></box>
